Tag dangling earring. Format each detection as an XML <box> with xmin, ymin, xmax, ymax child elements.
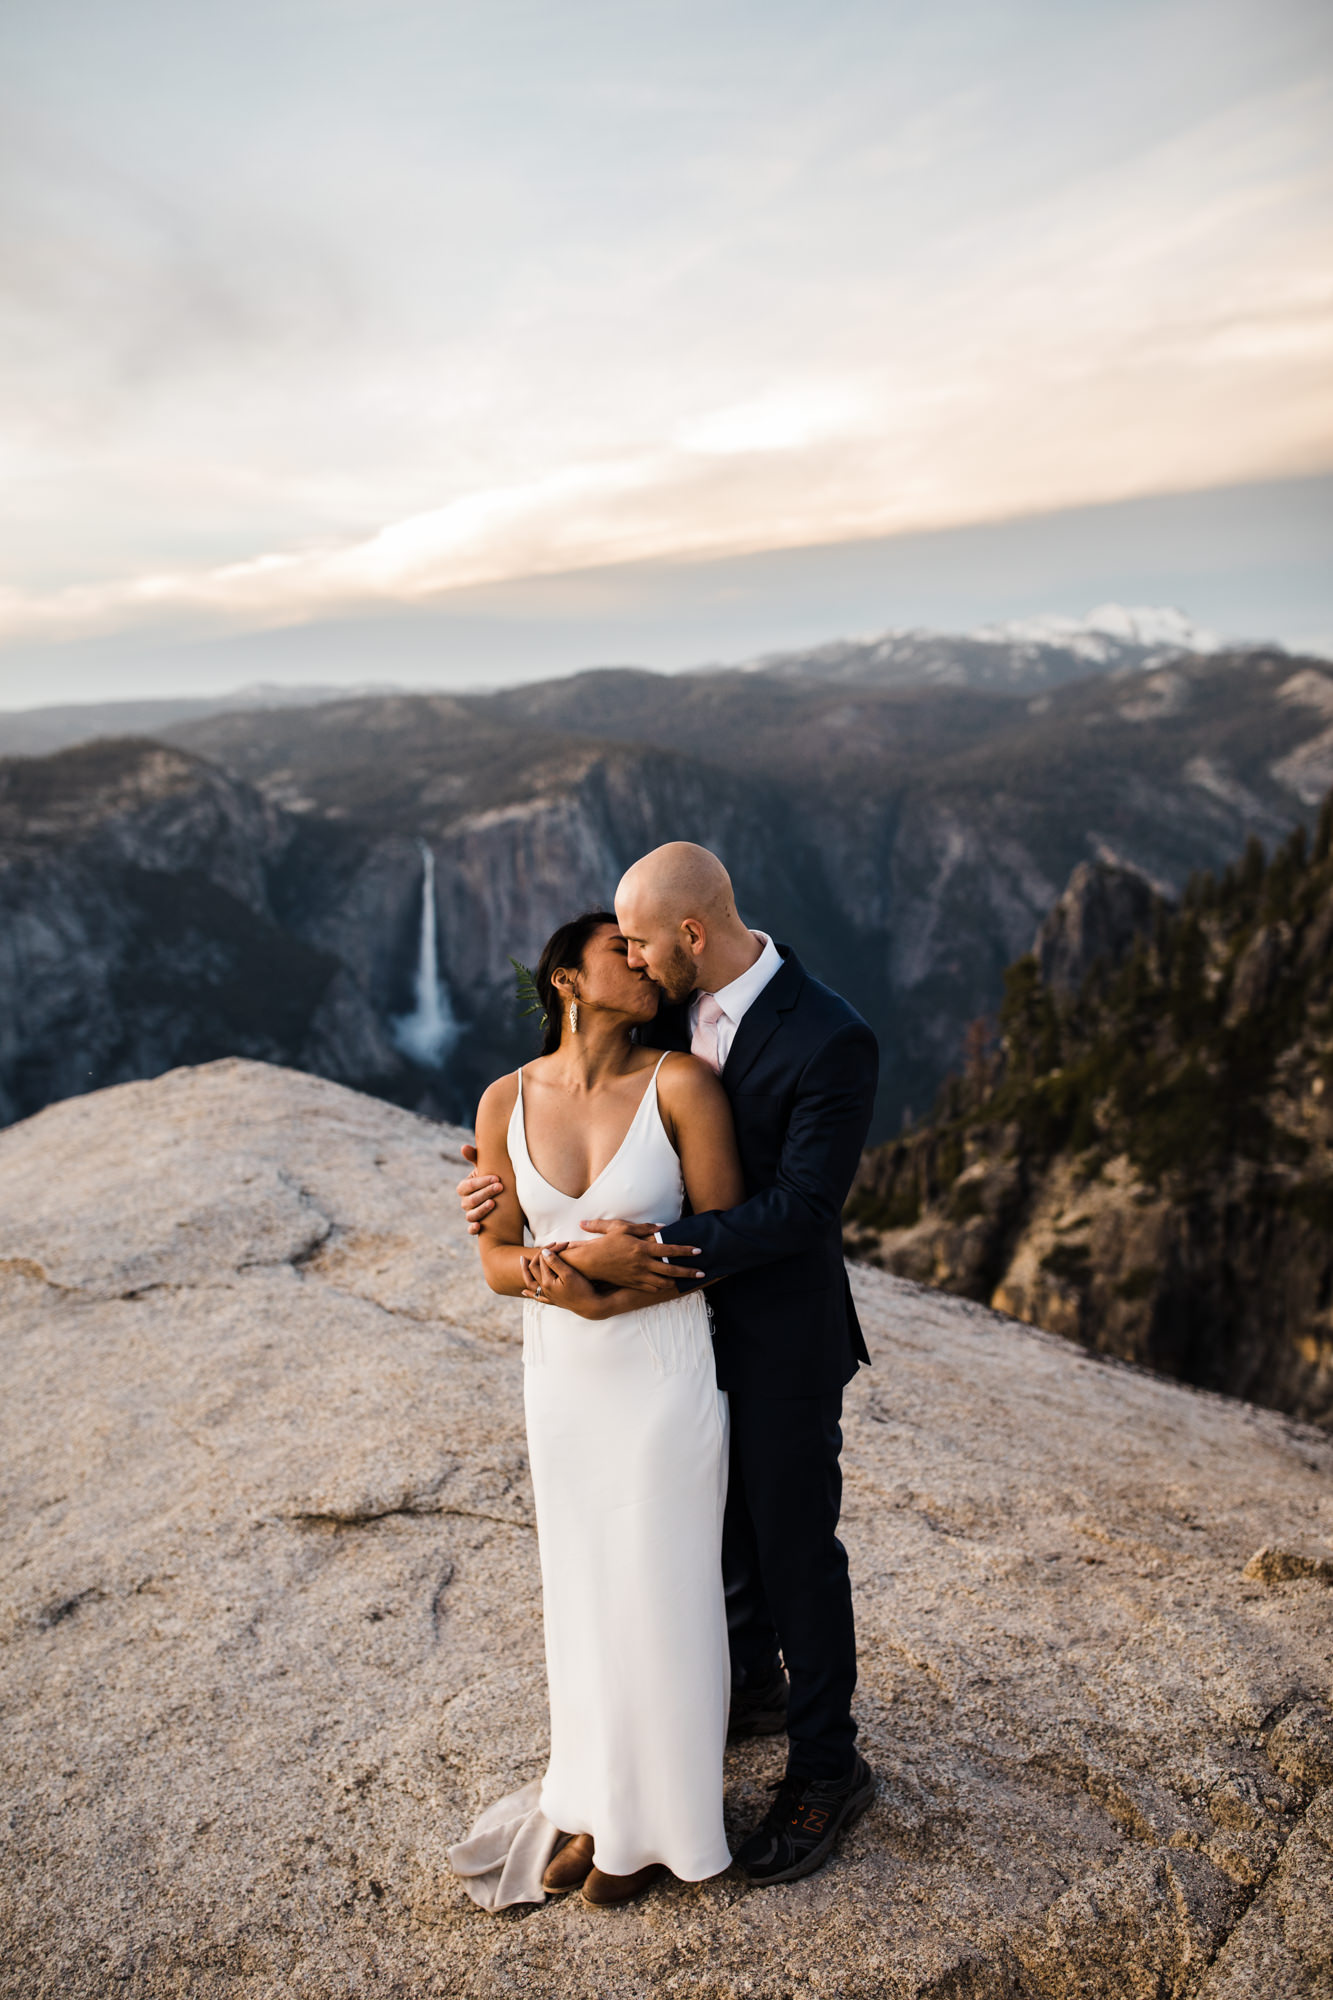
<box><xmin>570</xmin><ymin>999</ymin><xmax>579</xmax><ymax>1034</ymax></box>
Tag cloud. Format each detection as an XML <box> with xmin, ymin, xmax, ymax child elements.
<box><xmin>674</xmin><ymin>389</ymin><xmax>864</xmax><ymax>456</ymax></box>
<box><xmin>0</xmin><ymin>2</ymin><xmax>1330</xmax><ymax>652</ymax></box>
<box><xmin>0</xmin><ymin>438</ymin><xmax>862</xmax><ymax>639</ymax></box>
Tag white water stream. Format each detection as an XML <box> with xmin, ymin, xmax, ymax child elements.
<box><xmin>390</xmin><ymin>841</ymin><xmax>459</xmax><ymax>1068</ymax></box>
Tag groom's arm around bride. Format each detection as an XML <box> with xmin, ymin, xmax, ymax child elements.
<box><xmin>584</xmin><ymin>1005</ymin><xmax>876</xmax><ymax>1381</ymax></box>
<box><xmin>579</xmin><ymin>852</ymin><xmax>878</xmax><ymax>1404</ymax></box>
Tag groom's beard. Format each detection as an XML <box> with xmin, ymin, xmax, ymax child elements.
<box><xmin>652</xmin><ymin>942</ymin><xmax>699</xmax><ymax>1006</ymax></box>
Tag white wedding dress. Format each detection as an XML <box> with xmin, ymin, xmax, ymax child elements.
<box><xmin>447</xmin><ymin>1053</ymin><xmax>732</xmax><ymax>1908</ymax></box>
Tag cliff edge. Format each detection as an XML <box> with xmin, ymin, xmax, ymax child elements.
<box><xmin>1</xmin><ymin>1061</ymin><xmax>1330</xmax><ymax>1998</ymax></box>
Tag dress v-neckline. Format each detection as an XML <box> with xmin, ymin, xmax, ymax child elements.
<box><xmin>517</xmin><ymin>1055</ymin><xmax>667</xmax><ymax>1204</ymax></box>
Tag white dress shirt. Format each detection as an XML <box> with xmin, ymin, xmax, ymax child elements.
<box><xmin>688</xmin><ymin>930</ymin><xmax>783</xmax><ymax>1071</ymax></box>
<box><xmin>653</xmin><ymin>931</ymin><xmax>785</xmax><ymax>1245</ymax></box>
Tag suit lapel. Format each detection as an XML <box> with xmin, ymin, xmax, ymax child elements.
<box><xmin>721</xmin><ymin>946</ymin><xmax>804</xmax><ymax>1090</ymax></box>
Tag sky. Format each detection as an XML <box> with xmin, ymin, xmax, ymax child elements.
<box><xmin>1</xmin><ymin>0</ymin><xmax>1331</xmax><ymax>705</ymax></box>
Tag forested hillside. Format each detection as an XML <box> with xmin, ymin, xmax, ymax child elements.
<box><xmin>847</xmin><ymin>793</ymin><xmax>1333</xmax><ymax>1426</ymax></box>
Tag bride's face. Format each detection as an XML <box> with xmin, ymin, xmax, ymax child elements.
<box><xmin>570</xmin><ymin>924</ymin><xmax>660</xmax><ymax>1023</ymax></box>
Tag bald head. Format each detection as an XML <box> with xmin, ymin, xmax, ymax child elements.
<box><xmin>615</xmin><ymin>841</ymin><xmax>761</xmax><ymax>1003</ymax></box>
<box><xmin>616</xmin><ymin>841</ymin><xmax>736</xmax><ymax>929</ymax></box>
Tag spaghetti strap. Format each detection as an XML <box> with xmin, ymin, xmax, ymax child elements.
<box><xmin>507</xmin><ymin>1067</ymin><xmax>533</xmax><ymax>1185</ymax></box>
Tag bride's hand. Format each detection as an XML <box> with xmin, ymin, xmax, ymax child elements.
<box><xmin>520</xmin><ymin>1244</ymin><xmax>603</xmax><ymax>1317</ymax></box>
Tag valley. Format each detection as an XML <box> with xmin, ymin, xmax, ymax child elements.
<box><xmin>3</xmin><ymin>639</ymin><xmax>1333</xmax><ymax>1144</ymax></box>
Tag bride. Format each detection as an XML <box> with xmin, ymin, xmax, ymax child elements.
<box><xmin>447</xmin><ymin>910</ymin><xmax>745</xmax><ymax>1911</ymax></box>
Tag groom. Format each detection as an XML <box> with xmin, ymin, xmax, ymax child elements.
<box><xmin>458</xmin><ymin>842</ymin><xmax>879</xmax><ymax>1884</ymax></box>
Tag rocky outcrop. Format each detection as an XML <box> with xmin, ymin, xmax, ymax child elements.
<box><xmin>0</xmin><ymin>740</ymin><xmax>406</xmax><ymax>1126</ymax></box>
<box><xmin>849</xmin><ymin>802</ymin><xmax>1333</xmax><ymax>1431</ymax></box>
<box><xmin>864</xmin><ymin>1142</ymin><xmax>1333</xmax><ymax>1428</ymax></box>
<box><xmin>2</xmin><ymin>1059</ymin><xmax>1332</xmax><ymax>1997</ymax></box>
<box><xmin>1034</xmin><ymin>859</ymin><xmax>1165</xmax><ymax>996</ymax></box>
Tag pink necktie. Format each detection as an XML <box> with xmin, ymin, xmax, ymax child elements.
<box><xmin>692</xmin><ymin>992</ymin><xmax>725</xmax><ymax>1074</ymax></box>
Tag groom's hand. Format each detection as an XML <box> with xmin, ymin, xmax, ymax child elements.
<box><xmin>576</xmin><ymin>1219</ymin><xmax>704</xmax><ymax>1290</ymax></box>
<box><xmin>457</xmin><ymin>1143</ymin><xmax>503</xmax><ymax>1233</ymax></box>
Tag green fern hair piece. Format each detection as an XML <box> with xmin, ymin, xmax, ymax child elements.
<box><xmin>509</xmin><ymin>956</ymin><xmax>546</xmax><ymax>1030</ymax></box>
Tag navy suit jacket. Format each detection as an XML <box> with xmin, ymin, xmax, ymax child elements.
<box><xmin>647</xmin><ymin>945</ymin><xmax>878</xmax><ymax>1399</ymax></box>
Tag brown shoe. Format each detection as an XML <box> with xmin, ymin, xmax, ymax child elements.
<box><xmin>542</xmin><ymin>1832</ymin><xmax>595</xmax><ymax>1892</ymax></box>
<box><xmin>580</xmin><ymin>1862</ymin><xmax>669</xmax><ymax>1908</ymax></box>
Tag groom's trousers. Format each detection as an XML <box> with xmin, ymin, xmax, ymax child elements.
<box><xmin>722</xmin><ymin>1387</ymin><xmax>858</xmax><ymax>1781</ymax></box>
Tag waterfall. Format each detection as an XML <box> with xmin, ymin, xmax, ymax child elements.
<box><xmin>390</xmin><ymin>841</ymin><xmax>459</xmax><ymax>1068</ymax></box>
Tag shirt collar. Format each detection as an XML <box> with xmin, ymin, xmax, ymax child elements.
<box><xmin>707</xmin><ymin>930</ymin><xmax>783</xmax><ymax>1023</ymax></box>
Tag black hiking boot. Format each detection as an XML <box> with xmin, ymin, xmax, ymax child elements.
<box><xmin>735</xmin><ymin>1753</ymin><xmax>876</xmax><ymax>1885</ymax></box>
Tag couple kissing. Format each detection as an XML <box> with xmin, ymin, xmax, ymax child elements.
<box><xmin>447</xmin><ymin>840</ymin><xmax>878</xmax><ymax>1911</ymax></box>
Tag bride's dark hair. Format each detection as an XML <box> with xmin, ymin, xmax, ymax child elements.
<box><xmin>533</xmin><ymin>911</ymin><xmax>618</xmax><ymax>1057</ymax></box>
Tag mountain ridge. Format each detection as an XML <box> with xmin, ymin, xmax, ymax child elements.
<box><xmin>4</xmin><ymin>645</ymin><xmax>1333</xmax><ymax>1139</ymax></box>
<box><xmin>0</xmin><ymin>604</ymin><xmax>1286</xmax><ymax>763</ymax></box>
<box><xmin>720</xmin><ymin>600</ymin><xmax>1233</xmax><ymax>692</ymax></box>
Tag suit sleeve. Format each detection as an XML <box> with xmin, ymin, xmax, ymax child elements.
<box><xmin>656</xmin><ymin>1021</ymin><xmax>878</xmax><ymax>1280</ymax></box>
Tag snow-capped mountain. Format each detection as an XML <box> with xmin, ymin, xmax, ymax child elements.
<box><xmin>970</xmin><ymin>604</ymin><xmax>1223</xmax><ymax>658</ymax></box>
<box><xmin>733</xmin><ymin>604</ymin><xmax>1242</xmax><ymax>694</ymax></box>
